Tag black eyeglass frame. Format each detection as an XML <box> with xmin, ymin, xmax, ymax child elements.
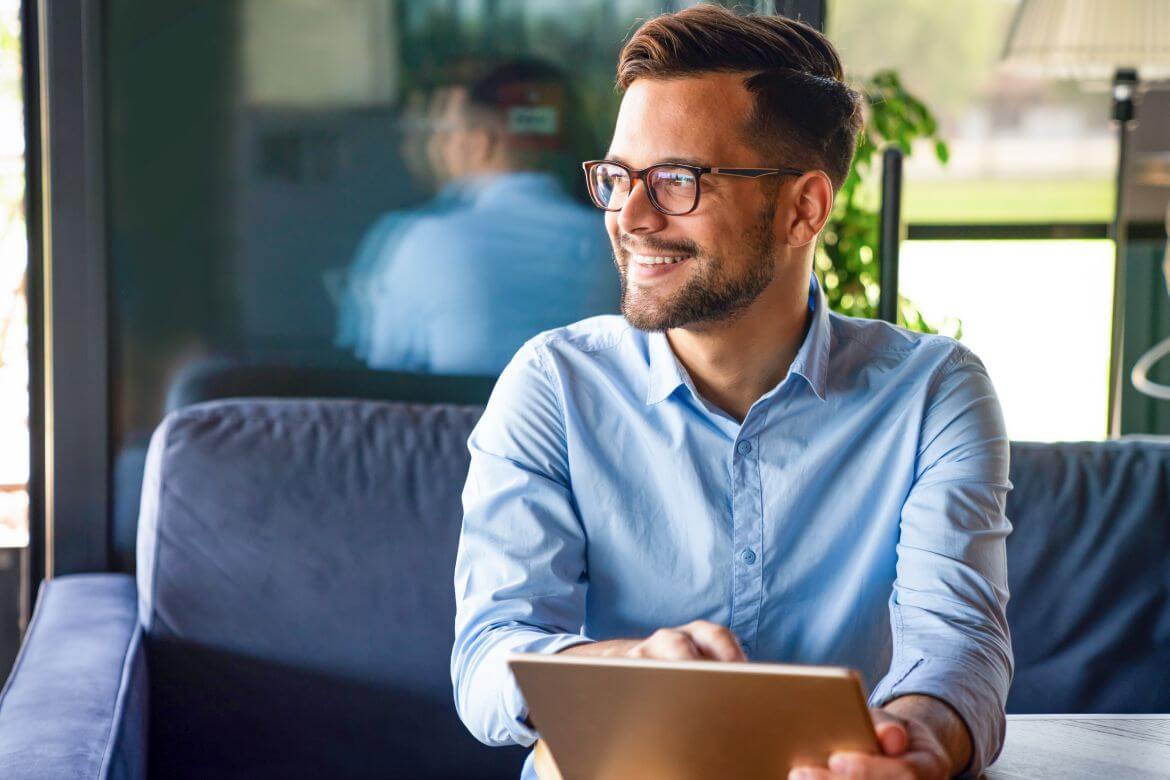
<box><xmin>581</xmin><ymin>159</ymin><xmax>806</xmax><ymax>216</ymax></box>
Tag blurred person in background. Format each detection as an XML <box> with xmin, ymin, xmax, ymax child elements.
<box><xmin>332</xmin><ymin>84</ymin><xmax>474</xmax><ymax>361</ymax></box>
<box><xmin>337</xmin><ymin>58</ymin><xmax>619</xmax><ymax>375</ymax></box>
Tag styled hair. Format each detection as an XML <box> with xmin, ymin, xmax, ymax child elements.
<box><xmin>617</xmin><ymin>4</ymin><xmax>863</xmax><ymax>192</ymax></box>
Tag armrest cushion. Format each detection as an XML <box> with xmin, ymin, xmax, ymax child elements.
<box><xmin>0</xmin><ymin>573</ymin><xmax>146</xmax><ymax>779</ymax></box>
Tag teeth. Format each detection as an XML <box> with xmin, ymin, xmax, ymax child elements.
<box><xmin>634</xmin><ymin>254</ymin><xmax>689</xmax><ymax>265</ymax></box>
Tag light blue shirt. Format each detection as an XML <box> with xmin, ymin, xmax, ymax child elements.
<box><xmin>336</xmin><ymin>181</ymin><xmax>473</xmax><ymax>360</ymax></box>
<box><xmin>452</xmin><ymin>276</ymin><xmax>1013</xmax><ymax>778</ymax></box>
<box><xmin>358</xmin><ymin>172</ymin><xmax>620</xmax><ymax>375</ymax></box>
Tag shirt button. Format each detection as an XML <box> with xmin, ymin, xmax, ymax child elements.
<box><xmin>740</xmin><ymin>548</ymin><xmax>757</xmax><ymax>565</ymax></box>
<box><xmin>736</xmin><ymin>440</ymin><xmax>753</xmax><ymax>456</ymax></box>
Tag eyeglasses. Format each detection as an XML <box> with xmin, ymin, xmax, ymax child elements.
<box><xmin>582</xmin><ymin>159</ymin><xmax>805</xmax><ymax>216</ymax></box>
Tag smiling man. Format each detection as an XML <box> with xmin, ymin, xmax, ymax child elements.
<box><xmin>451</xmin><ymin>6</ymin><xmax>1012</xmax><ymax>779</ymax></box>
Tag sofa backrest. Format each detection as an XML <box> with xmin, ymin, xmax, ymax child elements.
<box><xmin>136</xmin><ymin>399</ymin><xmax>523</xmax><ymax>779</ymax></box>
<box><xmin>135</xmin><ymin>398</ymin><xmax>1170</xmax><ymax>779</ymax></box>
<box><xmin>112</xmin><ymin>362</ymin><xmax>496</xmax><ymax>573</ymax></box>
<box><xmin>1004</xmin><ymin>439</ymin><xmax>1170</xmax><ymax>714</ymax></box>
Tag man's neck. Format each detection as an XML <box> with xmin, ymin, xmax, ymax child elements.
<box><xmin>666</xmin><ymin>268</ymin><xmax>812</xmax><ymax>424</ymax></box>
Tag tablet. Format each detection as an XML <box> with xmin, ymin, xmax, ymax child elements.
<box><xmin>509</xmin><ymin>653</ymin><xmax>878</xmax><ymax>779</ymax></box>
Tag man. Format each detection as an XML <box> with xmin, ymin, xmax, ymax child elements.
<box><xmin>337</xmin><ymin>59</ymin><xmax>619</xmax><ymax>375</ymax></box>
<box><xmin>452</xmin><ymin>6</ymin><xmax>1012</xmax><ymax>779</ymax></box>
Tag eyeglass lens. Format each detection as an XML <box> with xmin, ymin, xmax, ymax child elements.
<box><xmin>590</xmin><ymin>163</ymin><xmax>698</xmax><ymax>214</ymax></box>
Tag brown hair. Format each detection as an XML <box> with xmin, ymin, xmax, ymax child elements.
<box><xmin>617</xmin><ymin>4</ymin><xmax>863</xmax><ymax>192</ymax></box>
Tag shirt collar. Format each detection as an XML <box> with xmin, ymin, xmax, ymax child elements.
<box><xmin>787</xmin><ymin>273</ymin><xmax>830</xmax><ymax>401</ymax></box>
<box><xmin>644</xmin><ymin>274</ymin><xmax>831</xmax><ymax>406</ymax></box>
<box><xmin>645</xmin><ymin>326</ymin><xmax>691</xmax><ymax>405</ymax></box>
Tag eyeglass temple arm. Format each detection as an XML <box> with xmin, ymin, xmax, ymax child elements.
<box><xmin>709</xmin><ymin>167</ymin><xmax>805</xmax><ymax>178</ymax></box>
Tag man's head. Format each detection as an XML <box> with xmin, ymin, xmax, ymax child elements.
<box><xmin>602</xmin><ymin>4</ymin><xmax>863</xmax><ymax>332</ymax></box>
<box><xmin>431</xmin><ymin>59</ymin><xmax>570</xmax><ymax>181</ymax></box>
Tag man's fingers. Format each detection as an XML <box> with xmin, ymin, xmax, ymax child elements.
<box><xmin>787</xmin><ymin>767</ymin><xmax>835</xmax><ymax>780</ymax></box>
<box><xmin>630</xmin><ymin>628</ymin><xmax>703</xmax><ymax>660</ymax></box>
<box><xmin>682</xmin><ymin>621</ymin><xmax>747</xmax><ymax>661</ymax></box>
<box><xmin>869</xmin><ymin>708</ymin><xmax>910</xmax><ymax>756</ymax></box>
<box><xmin>628</xmin><ymin>622</ymin><xmax>747</xmax><ymax>662</ymax></box>
<box><xmin>827</xmin><ymin>751</ymin><xmax>915</xmax><ymax>780</ymax></box>
<box><xmin>876</xmin><ymin>722</ymin><xmax>909</xmax><ymax>757</ymax></box>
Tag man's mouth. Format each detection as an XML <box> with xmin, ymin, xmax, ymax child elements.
<box><xmin>629</xmin><ymin>253</ymin><xmax>693</xmax><ymax>279</ymax></box>
<box><xmin>632</xmin><ymin>253</ymin><xmax>691</xmax><ymax>266</ymax></box>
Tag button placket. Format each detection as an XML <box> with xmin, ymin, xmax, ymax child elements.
<box><xmin>729</xmin><ymin>431</ymin><xmax>764</xmax><ymax>651</ymax></box>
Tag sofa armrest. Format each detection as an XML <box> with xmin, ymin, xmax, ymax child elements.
<box><xmin>0</xmin><ymin>573</ymin><xmax>146</xmax><ymax>779</ymax></box>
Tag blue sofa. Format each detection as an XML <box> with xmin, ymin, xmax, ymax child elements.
<box><xmin>0</xmin><ymin>398</ymin><xmax>1167</xmax><ymax>778</ymax></box>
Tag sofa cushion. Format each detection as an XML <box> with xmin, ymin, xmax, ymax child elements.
<box><xmin>137</xmin><ymin>399</ymin><xmax>523</xmax><ymax>778</ymax></box>
<box><xmin>1005</xmin><ymin>440</ymin><xmax>1170</xmax><ymax>713</ymax></box>
<box><xmin>111</xmin><ymin>363</ymin><xmax>497</xmax><ymax>574</ymax></box>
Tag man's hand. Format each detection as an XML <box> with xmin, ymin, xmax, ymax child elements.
<box><xmin>788</xmin><ymin>695</ymin><xmax>971</xmax><ymax>780</ymax></box>
<box><xmin>558</xmin><ymin>620</ymin><xmax>747</xmax><ymax>662</ymax></box>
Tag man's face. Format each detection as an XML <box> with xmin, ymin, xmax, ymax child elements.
<box><xmin>605</xmin><ymin>73</ymin><xmax>782</xmax><ymax>332</ymax></box>
<box><xmin>430</xmin><ymin>87</ymin><xmax>499</xmax><ymax>180</ymax></box>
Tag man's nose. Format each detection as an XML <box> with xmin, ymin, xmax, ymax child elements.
<box><xmin>616</xmin><ymin>178</ymin><xmax>668</xmax><ymax>235</ymax></box>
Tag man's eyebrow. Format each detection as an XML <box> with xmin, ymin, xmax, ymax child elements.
<box><xmin>605</xmin><ymin>153</ymin><xmax>708</xmax><ymax>168</ymax></box>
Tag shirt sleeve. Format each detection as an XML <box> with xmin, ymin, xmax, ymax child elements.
<box><xmin>451</xmin><ymin>339</ymin><xmax>595</xmax><ymax>747</ymax></box>
<box><xmin>867</xmin><ymin>345</ymin><xmax>1014</xmax><ymax>779</ymax></box>
<box><xmin>335</xmin><ymin>212</ymin><xmax>407</xmax><ymax>353</ymax></box>
<box><xmin>365</xmin><ymin>219</ymin><xmax>440</xmax><ymax>372</ymax></box>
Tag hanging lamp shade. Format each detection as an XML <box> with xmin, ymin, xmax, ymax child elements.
<box><xmin>1001</xmin><ymin>0</ymin><xmax>1170</xmax><ymax>79</ymax></box>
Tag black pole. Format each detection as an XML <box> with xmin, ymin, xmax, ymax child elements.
<box><xmin>22</xmin><ymin>0</ymin><xmax>45</xmax><ymax>619</ymax></box>
<box><xmin>1107</xmin><ymin>67</ymin><xmax>1137</xmax><ymax>438</ymax></box>
<box><xmin>878</xmin><ymin>146</ymin><xmax>903</xmax><ymax>324</ymax></box>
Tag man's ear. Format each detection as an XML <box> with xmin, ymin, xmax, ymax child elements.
<box><xmin>782</xmin><ymin>171</ymin><xmax>834</xmax><ymax>248</ymax></box>
<box><xmin>465</xmin><ymin>127</ymin><xmax>497</xmax><ymax>167</ymax></box>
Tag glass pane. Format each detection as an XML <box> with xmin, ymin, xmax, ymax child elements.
<box><xmin>828</xmin><ymin>0</ymin><xmax>1115</xmax><ymax>224</ymax></box>
<box><xmin>105</xmin><ymin>1</ymin><xmax>746</xmax><ymax>564</ymax></box>
<box><xmin>900</xmin><ymin>239</ymin><xmax>1115</xmax><ymax>441</ymax></box>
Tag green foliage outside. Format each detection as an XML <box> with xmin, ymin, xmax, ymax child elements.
<box><xmin>817</xmin><ymin>70</ymin><xmax>960</xmax><ymax>337</ymax></box>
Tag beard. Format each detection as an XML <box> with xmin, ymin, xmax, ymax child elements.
<box><xmin>614</xmin><ymin>205</ymin><xmax>777</xmax><ymax>332</ymax></box>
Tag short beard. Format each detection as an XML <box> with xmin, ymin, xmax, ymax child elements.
<box><xmin>616</xmin><ymin>205</ymin><xmax>776</xmax><ymax>332</ymax></box>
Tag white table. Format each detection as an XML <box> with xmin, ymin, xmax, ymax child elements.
<box><xmin>985</xmin><ymin>714</ymin><xmax>1170</xmax><ymax>779</ymax></box>
<box><xmin>535</xmin><ymin>714</ymin><xmax>1170</xmax><ymax>778</ymax></box>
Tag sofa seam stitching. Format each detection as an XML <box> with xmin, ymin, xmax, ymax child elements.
<box><xmin>96</xmin><ymin>608</ymin><xmax>141</xmax><ymax>779</ymax></box>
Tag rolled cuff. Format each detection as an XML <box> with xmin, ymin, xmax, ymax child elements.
<box><xmin>868</xmin><ymin>656</ymin><xmax>1008</xmax><ymax>779</ymax></box>
<box><xmin>459</xmin><ymin>629</ymin><xmax>595</xmax><ymax>747</ymax></box>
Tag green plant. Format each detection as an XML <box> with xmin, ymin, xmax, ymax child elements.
<box><xmin>816</xmin><ymin>69</ymin><xmax>960</xmax><ymax>337</ymax></box>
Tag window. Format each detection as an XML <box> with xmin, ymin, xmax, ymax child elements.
<box><xmin>829</xmin><ymin>0</ymin><xmax>1118</xmax><ymax>440</ymax></box>
<box><xmin>0</xmin><ymin>0</ymin><xmax>25</xmax><ymax>673</ymax></box>
<box><xmin>105</xmin><ymin>0</ymin><xmax>755</xmax><ymax>564</ymax></box>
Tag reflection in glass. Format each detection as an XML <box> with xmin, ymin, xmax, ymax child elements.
<box><xmin>106</xmin><ymin>1</ymin><xmax>737</xmax><ymax>558</ymax></box>
<box><xmin>334</xmin><ymin>59</ymin><xmax>619</xmax><ymax>375</ymax></box>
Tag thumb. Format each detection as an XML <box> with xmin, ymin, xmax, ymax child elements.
<box><xmin>869</xmin><ymin>709</ymin><xmax>910</xmax><ymax>756</ymax></box>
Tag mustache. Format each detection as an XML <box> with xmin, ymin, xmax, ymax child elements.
<box><xmin>617</xmin><ymin>233</ymin><xmax>700</xmax><ymax>257</ymax></box>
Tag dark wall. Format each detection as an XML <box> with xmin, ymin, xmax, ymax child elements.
<box><xmin>105</xmin><ymin>1</ymin><xmax>239</xmax><ymax>439</ymax></box>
